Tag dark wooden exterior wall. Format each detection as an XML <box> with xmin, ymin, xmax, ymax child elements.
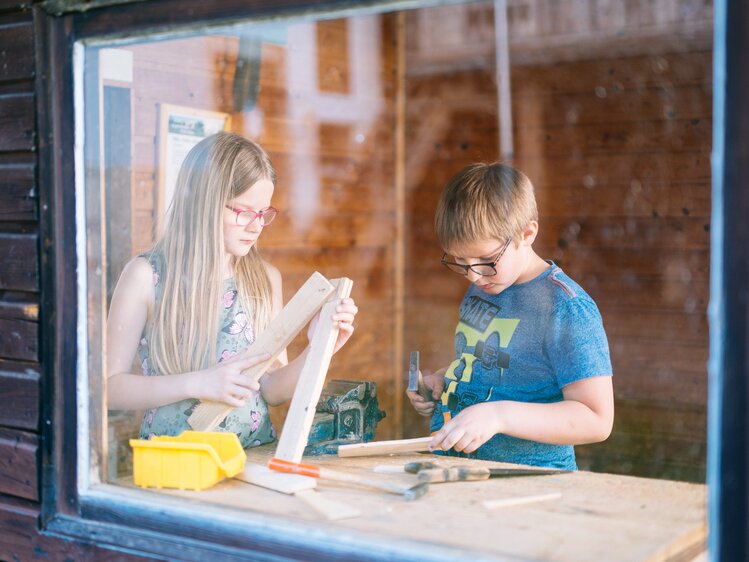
<box><xmin>0</xmin><ymin>2</ymin><xmax>41</xmax><ymax>504</ymax></box>
<box><xmin>0</xmin><ymin>0</ymin><xmax>747</xmax><ymax>559</ymax></box>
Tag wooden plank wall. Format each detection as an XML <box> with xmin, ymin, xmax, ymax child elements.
<box><xmin>0</xmin><ymin>7</ymin><xmax>41</xmax><ymax>510</ymax></box>
<box><xmin>401</xmin><ymin>2</ymin><xmax>712</xmax><ymax>482</ymax></box>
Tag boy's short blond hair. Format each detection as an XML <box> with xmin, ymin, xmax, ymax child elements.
<box><xmin>435</xmin><ymin>162</ymin><xmax>538</xmax><ymax>249</ymax></box>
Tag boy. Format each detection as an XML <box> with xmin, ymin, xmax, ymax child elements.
<box><xmin>407</xmin><ymin>163</ymin><xmax>613</xmax><ymax>470</ymax></box>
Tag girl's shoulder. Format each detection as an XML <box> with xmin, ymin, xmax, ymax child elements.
<box><xmin>117</xmin><ymin>255</ymin><xmax>159</xmax><ymax>297</ymax></box>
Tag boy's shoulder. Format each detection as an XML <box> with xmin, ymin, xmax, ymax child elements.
<box><xmin>545</xmin><ymin>265</ymin><xmax>586</xmax><ymax>300</ymax></box>
<box><xmin>513</xmin><ymin>262</ymin><xmax>598</xmax><ymax>311</ymax></box>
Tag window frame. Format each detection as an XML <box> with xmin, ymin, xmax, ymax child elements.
<box><xmin>34</xmin><ymin>0</ymin><xmax>749</xmax><ymax>558</ymax></box>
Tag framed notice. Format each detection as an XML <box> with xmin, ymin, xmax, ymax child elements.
<box><xmin>156</xmin><ymin>104</ymin><xmax>231</xmax><ymax>234</ymax></box>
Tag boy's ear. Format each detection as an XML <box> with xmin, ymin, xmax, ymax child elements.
<box><xmin>520</xmin><ymin>221</ymin><xmax>539</xmax><ymax>246</ymax></box>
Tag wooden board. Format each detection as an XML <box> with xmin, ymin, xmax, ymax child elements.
<box><xmin>188</xmin><ymin>271</ymin><xmax>335</xmax><ymax>431</ymax></box>
<box><xmin>235</xmin><ymin>463</ymin><xmax>316</xmax><ymax>494</ymax></box>
<box><xmin>274</xmin><ymin>278</ymin><xmax>353</xmax><ymax>464</ymax></box>
<box><xmin>338</xmin><ymin>436</ymin><xmax>432</xmax><ymax>458</ymax></box>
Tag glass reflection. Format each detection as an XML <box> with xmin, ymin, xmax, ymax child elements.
<box><xmin>88</xmin><ymin>0</ymin><xmax>711</xmax><ymax>483</ymax></box>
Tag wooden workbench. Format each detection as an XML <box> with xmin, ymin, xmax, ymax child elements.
<box><xmin>121</xmin><ymin>444</ymin><xmax>706</xmax><ymax>561</ymax></box>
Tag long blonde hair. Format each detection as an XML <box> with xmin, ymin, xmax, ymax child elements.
<box><xmin>149</xmin><ymin>131</ymin><xmax>276</xmax><ymax>375</ymax></box>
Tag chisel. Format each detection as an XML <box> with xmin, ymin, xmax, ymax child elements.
<box><xmin>404</xmin><ymin>461</ymin><xmax>570</xmax><ymax>483</ymax></box>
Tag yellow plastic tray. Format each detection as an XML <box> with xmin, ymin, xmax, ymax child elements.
<box><xmin>130</xmin><ymin>431</ymin><xmax>246</xmax><ymax>491</ymax></box>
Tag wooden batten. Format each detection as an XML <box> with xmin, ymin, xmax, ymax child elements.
<box><xmin>274</xmin><ymin>277</ymin><xmax>353</xmax><ymax>464</ymax></box>
<box><xmin>338</xmin><ymin>437</ymin><xmax>432</xmax><ymax>458</ymax></box>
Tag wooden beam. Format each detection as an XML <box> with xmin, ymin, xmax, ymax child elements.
<box><xmin>235</xmin><ymin>463</ymin><xmax>315</xmax><ymax>494</ymax></box>
<box><xmin>273</xmin><ymin>278</ymin><xmax>353</xmax><ymax>464</ymax></box>
<box><xmin>187</xmin><ymin>271</ymin><xmax>335</xmax><ymax>431</ymax></box>
<box><xmin>337</xmin><ymin>436</ymin><xmax>432</xmax><ymax>458</ymax></box>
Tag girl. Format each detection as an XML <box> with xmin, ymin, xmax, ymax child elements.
<box><xmin>106</xmin><ymin>131</ymin><xmax>358</xmax><ymax>448</ymax></box>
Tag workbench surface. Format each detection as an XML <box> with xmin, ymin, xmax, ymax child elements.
<box><xmin>120</xmin><ymin>444</ymin><xmax>706</xmax><ymax>561</ymax></box>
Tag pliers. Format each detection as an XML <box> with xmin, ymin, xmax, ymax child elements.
<box><xmin>404</xmin><ymin>460</ymin><xmax>571</xmax><ymax>483</ymax></box>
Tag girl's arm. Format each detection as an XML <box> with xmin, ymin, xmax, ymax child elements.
<box><xmin>258</xmin><ymin>263</ymin><xmax>358</xmax><ymax>406</ymax></box>
<box><xmin>106</xmin><ymin>257</ymin><xmax>264</xmax><ymax>410</ymax></box>
<box><xmin>430</xmin><ymin>375</ymin><xmax>614</xmax><ymax>453</ymax></box>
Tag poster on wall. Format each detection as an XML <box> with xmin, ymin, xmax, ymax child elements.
<box><xmin>157</xmin><ymin>104</ymin><xmax>231</xmax><ymax>234</ymax></box>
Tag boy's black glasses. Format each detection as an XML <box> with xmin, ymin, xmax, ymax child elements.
<box><xmin>441</xmin><ymin>238</ymin><xmax>512</xmax><ymax>277</ymax></box>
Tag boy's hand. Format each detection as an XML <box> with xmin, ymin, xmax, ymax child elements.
<box><xmin>406</xmin><ymin>367</ymin><xmax>446</xmax><ymax>416</ymax></box>
<box><xmin>430</xmin><ymin>401</ymin><xmax>502</xmax><ymax>454</ymax></box>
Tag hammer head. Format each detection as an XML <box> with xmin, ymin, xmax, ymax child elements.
<box><xmin>406</xmin><ymin>351</ymin><xmax>420</xmax><ymax>392</ymax></box>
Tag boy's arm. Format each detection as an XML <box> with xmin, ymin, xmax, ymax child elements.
<box><xmin>429</xmin><ymin>375</ymin><xmax>613</xmax><ymax>454</ymax></box>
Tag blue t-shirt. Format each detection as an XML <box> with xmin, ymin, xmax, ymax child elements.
<box><xmin>430</xmin><ymin>261</ymin><xmax>612</xmax><ymax>470</ymax></box>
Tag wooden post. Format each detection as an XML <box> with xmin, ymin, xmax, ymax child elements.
<box><xmin>273</xmin><ymin>278</ymin><xmax>353</xmax><ymax>463</ymax></box>
<box><xmin>187</xmin><ymin>271</ymin><xmax>335</xmax><ymax>431</ymax></box>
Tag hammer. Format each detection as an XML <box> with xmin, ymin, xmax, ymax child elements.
<box><xmin>406</xmin><ymin>351</ymin><xmax>434</xmax><ymax>401</ymax></box>
<box><xmin>268</xmin><ymin>457</ymin><xmax>429</xmax><ymax>501</ymax></box>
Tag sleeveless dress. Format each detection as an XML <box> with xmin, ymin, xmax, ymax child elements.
<box><xmin>137</xmin><ymin>253</ymin><xmax>276</xmax><ymax>449</ymax></box>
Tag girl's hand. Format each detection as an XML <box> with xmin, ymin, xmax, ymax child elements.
<box><xmin>306</xmin><ymin>297</ymin><xmax>358</xmax><ymax>354</ymax></box>
<box><xmin>429</xmin><ymin>401</ymin><xmax>503</xmax><ymax>454</ymax></box>
<box><xmin>406</xmin><ymin>367</ymin><xmax>446</xmax><ymax>417</ymax></box>
<box><xmin>193</xmin><ymin>352</ymin><xmax>270</xmax><ymax>407</ymax></box>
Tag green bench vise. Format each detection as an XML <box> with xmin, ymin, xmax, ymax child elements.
<box><xmin>305</xmin><ymin>379</ymin><xmax>386</xmax><ymax>456</ymax></box>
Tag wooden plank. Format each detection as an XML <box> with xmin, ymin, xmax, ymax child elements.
<box><xmin>260</xmin><ymin>212</ymin><xmax>397</xmax><ymax>250</ymax></box>
<box><xmin>512</xmin><ymin>83</ymin><xmax>711</xmax><ymax>127</ymax></box>
<box><xmin>0</xmin><ymin>316</ymin><xmax>36</xmax><ymax>362</ymax></box>
<box><xmin>274</xmin><ymin>278</ymin><xmax>353</xmax><ymax>463</ymax></box>
<box><xmin>0</xmin><ymin>233</ymin><xmax>38</xmax><ymax>291</ymax></box>
<box><xmin>510</xmin><ymin>51</ymin><xmax>711</xmax><ymax>96</ymax></box>
<box><xmin>0</xmin><ymin>292</ymin><xmax>38</xmax><ymax>321</ymax></box>
<box><xmin>338</xmin><ymin>436</ymin><xmax>432</xmax><ymax>458</ymax></box>
<box><xmin>412</xmin><ymin>151</ymin><xmax>708</xmax><ymax>194</ymax></box>
<box><xmin>0</xmin><ymin>20</ymin><xmax>34</xmax><ymax>83</ymax></box>
<box><xmin>235</xmin><ymin>463</ymin><xmax>316</xmax><ymax>494</ymax></box>
<box><xmin>0</xmin><ymin>93</ymin><xmax>34</xmax><ymax>152</ymax></box>
<box><xmin>0</xmin><ymin>428</ymin><xmax>37</xmax><ymax>501</ymax></box>
<box><xmin>0</xmin><ymin>360</ymin><xmax>39</xmax><ymax>430</ymax></box>
<box><xmin>0</xmin><ymin>164</ymin><xmax>36</xmax><ymax>222</ymax></box>
<box><xmin>187</xmin><ymin>271</ymin><xmax>335</xmax><ymax>431</ymax></box>
<box><xmin>520</xmin><ymin>118</ymin><xmax>712</xmax><ymax>157</ymax></box>
<box><xmin>0</xmin><ymin>497</ymin><xmax>149</xmax><ymax>560</ymax></box>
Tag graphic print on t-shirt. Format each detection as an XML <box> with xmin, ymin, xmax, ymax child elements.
<box><xmin>441</xmin><ymin>294</ymin><xmax>519</xmax><ymax>414</ymax></box>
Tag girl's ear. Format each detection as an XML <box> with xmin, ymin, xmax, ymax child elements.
<box><xmin>520</xmin><ymin>220</ymin><xmax>539</xmax><ymax>246</ymax></box>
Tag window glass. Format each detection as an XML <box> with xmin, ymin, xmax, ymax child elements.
<box><xmin>79</xmin><ymin>0</ymin><xmax>712</xmax><ymax>495</ymax></box>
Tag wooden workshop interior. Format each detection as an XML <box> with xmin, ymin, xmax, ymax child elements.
<box><xmin>99</xmin><ymin>0</ymin><xmax>712</xmax><ymax>483</ymax></box>
<box><xmin>7</xmin><ymin>0</ymin><xmax>749</xmax><ymax>559</ymax></box>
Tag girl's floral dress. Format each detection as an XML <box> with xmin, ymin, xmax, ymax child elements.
<box><xmin>137</xmin><ymin>253</ymin><xmax>276</xmax><ymax>449</ymax></box>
